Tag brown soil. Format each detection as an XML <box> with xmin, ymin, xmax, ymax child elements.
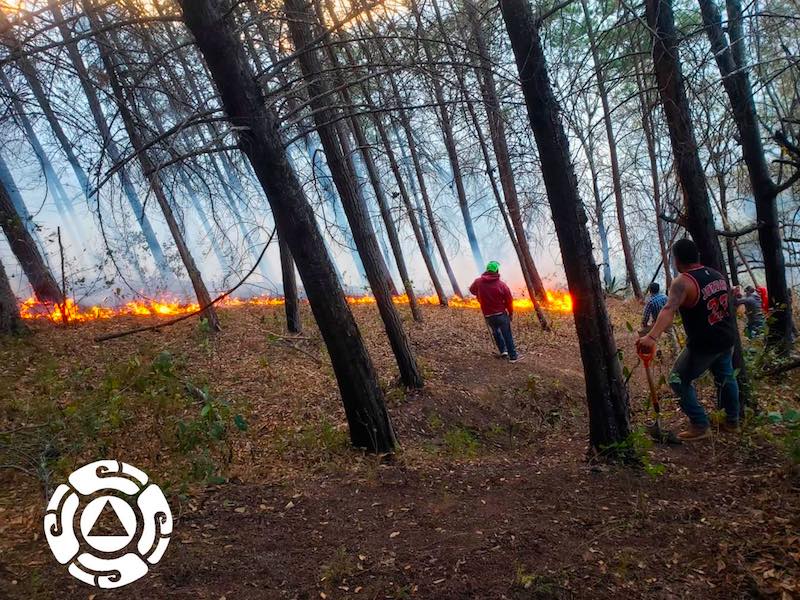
<box><xmin>1</xmin><ymin>300</ymin><xmax>798</xmax><ymax>599</ymax></box>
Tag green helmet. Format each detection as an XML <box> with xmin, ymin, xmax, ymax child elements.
<box><xmin>486</xmin><ymin>261</ymin><xmax>500</xmax><ymax>273</ymax></box>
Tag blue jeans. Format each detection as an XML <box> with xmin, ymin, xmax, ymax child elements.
<box><xmin>486</xmin><ymin>313</ymin><xmax>517</xmax><ymax>359</ymax></box>
<box><xmin>669</xmin><ymin>347</ymin><xmax>739</xmax><ymax>427</ymax></box>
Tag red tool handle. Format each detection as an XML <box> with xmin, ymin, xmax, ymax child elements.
<box><xmin>636</xmin><ymin>346</ymin><xmax>655</xmax><ymax>368</ymax></box>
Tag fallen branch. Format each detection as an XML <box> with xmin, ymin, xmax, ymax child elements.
<box><xmin>94</xmin><ymin>229</ymin><xmax>276</xmax><ymax>342</ymax></box>
<box><xmin>265</xmin><ymin>330</ymin><xmax>323</xmax><ymax>365</ymax></box>
<box><xmin>757</xmin><ymin>357</ymin><xmax>800</xmax><ymax>378</ymax></box>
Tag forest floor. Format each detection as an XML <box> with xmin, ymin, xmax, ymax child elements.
<box><xmin>0</xmin><ymin>299</ymin><xmax>799</xmax><ymax>599</ymax></box>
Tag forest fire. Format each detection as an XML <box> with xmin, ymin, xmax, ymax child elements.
<box><xmin>18</xmin><ymin>290</ymin><xmax>573</xmax><ymax>324</ymax></box>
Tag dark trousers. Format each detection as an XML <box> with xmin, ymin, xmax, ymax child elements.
<box><xmin>486</xmin><ymin>313</ymin><xmax>517</xmax><ymax>359</ymax></box>
<box><xmin>669</xmin><ymin>346</ymin><xmax>739</xmax><ymax>427</ymax></box>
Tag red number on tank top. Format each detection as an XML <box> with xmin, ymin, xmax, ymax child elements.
<box><xmin>707</xmin><ymin>294</ymin><xmax>729</xmax><ymax>325</ymax></box>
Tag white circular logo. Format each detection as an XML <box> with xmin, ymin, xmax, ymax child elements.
<box><xmin>43</xmin><ymin>460</ymin><xmax>172</xmax><ymax>588</ymax></box>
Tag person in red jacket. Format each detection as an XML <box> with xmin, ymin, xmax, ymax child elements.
<box><xmin>469</xmin><ymin>261</ymin><xmax>521</xmax><ymax>362</ymax></box>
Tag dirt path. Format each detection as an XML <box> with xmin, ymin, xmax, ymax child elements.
<box><xmin>2</xmin><ymin>303</ymin><xmax>798</xmax><ymax>599</ymax></box>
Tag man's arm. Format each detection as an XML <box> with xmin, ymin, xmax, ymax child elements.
<box><xmin>636</xmin><ymin>276</ymin><xmax>689</xmax><ymax>353</ymax></box>
<box><xmin>469</xmin><ymin>279</ymin><xmax>479</xmax><ymax>296</ymax></box>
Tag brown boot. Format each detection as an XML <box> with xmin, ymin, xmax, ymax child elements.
<box><xmin>718</xmin><ymin>421</ymin><xmax>740</xmax><ymax>434</ymax></box>
<box><xmin>678</xmin><ymin>424</ymin><xmax>711</xmax><ymax>441</ymax></box>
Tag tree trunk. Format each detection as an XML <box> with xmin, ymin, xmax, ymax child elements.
<box><xmin>412</xmin><ymin>0</ymin><xmax>484</xmax><ymax>272</ymax></box>
<box><xmin>361</xmin><ymin>10</ymin><xmax>463</xmax><ymax>298</ymax></box>
<box><xmin>573</xmin><ymin>96</ymin><xmax>614</xmax><ymax>291</ymax></box>
<box><xmin>0</xmin><ymin>176</ymin><xmax>64</xmax><ymax>303</ymax></box>
<box><xmin>344</xmin><ymin>37</ymin><xmax>448</xmax><ymax>305</ymax></box>
<box><xmin>283</xmin><ymin>0</ymin><xmax>422</xmax><ymax>388</ymax></box>
<box><xmin>178</xmin><ymin>0</ymin><xmax>396</xmax><ymax>451</ymax></box>
<box><xmin>83</xmin><ymin>0</ymin><xmax>220</xmax><ymax>331</ymax></box>
<box><xmin>0</xmin><ymin>9</ymin><xmax>91</xmax><ymax>199</ymax></box>
<box><xmin>467</xmin><ymin>0</ymin><xmax>548</xmax><ymax>302</ymax></box>
<box><xmin>499</xmin><ymin>0</ymin><xmax>631</xmax><ymax>453</ymax></box>
<box><xmin>646</xmin><ymin>0</ymin><xmax>750</xmax><ymax>405</ymax></box>
<box><xmin>579</xmin><ymin>0</ymin><xmax>642</xmax><ymax>299</ymax></box>
<box><xmin>634</xmin><ymin>54</ymin><xmax>672</xmax><ymax>289</ymax></box>
<box><xmin>278</xmin><ymin>232</ymin><xmax>302</xmax><ymax>333</ymax></box>
<box><xmin>0</xmin><ymin>70</ymin><xmax>84</xmax><ymax>250</ymax></box>
<box><xmin>0</xmin><ymin>258</ymin><xmax>25</xmax><ymax>334</ymax></box>
<box><xmin>314</xmin><ymin>0</ymin><xmax>422</xmax><ymax>321</ymax></box>
<box><xmin>698</xmin><ymin>0</ymin><xmax>792</xmax><ymax>351</ymax></box>
<box><xmin>0</xmin><ymin>152</ymin><xmax>49</xmax><ymax>258</ymax></box>
<box><xmin>48</xmin><ymin>0</ymin><xmax>172</xmax><ymax>277</ymax></box>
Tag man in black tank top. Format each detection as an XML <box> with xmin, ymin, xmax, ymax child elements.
<box><xmin>636</xmin><ymin>239</ymin><xmax>740</xmax><ymax>441</ymax></box>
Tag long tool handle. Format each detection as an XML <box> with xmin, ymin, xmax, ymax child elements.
<box><xmin>643</xmin><ymin>361</ymin><xmax>660</xmax><ymax>416</ymax></box>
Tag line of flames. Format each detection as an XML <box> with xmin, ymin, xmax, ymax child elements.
<box><xmin>18</xmin><ymin>290</ymin><xmax>572</xmax><ymax>324</ymax></box>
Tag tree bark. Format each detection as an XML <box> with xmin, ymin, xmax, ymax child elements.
<box><xmin>412</xmin><ymin>0</ymin><xmax>484</xmax><ymax>272</ymax></box>
<box><xmin>698</xmin><ymin>0</ymin><xmax>792</xmax><ymax>351</ymax></box>
<box><xmin>0</xmin><ymin>257</ymin><xmax>25</xmax><ymax>334</ymax></box>
<box><xmin>315</xmin><ymin>0</ymin><xmax>422</xmax><ymax>321</ymax></box>
<box><xmin>0</xmin><ymin>176</ymin><xmax>64</xmax><ymax>303</ymax></box>
<box><xmin>278</xmin><ymin>232</ymin><xmax>302</xmax><ymax>333</ymax></box>
<box><xmin>0</xmin><ymin>70</ymin><xmax>84</xmax><ymax>250</ymax></box>
<box><xmin>579</xmin><ymin>0</ymin><xmax>642</xmax><ymax>299</ymax></box>
<box><xmin>573</xmin><ymin>95</ymin><xmax>614</xmax><ymax>291</ymax></box>
<box><xmin>634</xmin><ymin>53</ymin><xmax>672</xmax><ymax>289</ymax></box>
<box><xmin>499</xmin><ymin>0</ymin><xmax>631</xmax><ymax>453</ymax></box>
<box><xmin>0</xmin><ymin>9</ymin><xmax>91</xmax><ymax>199</ymax></box>
<box><xmin>646</xmin><ymin>0</ymin><xmax>750</xmax><ymax>405</ymax></box>
<box><xmin>178</xmin><ymin>0</ymin><xmax>396</xmax><ymax>451</ymax></box>
<box><xmin>344</xmin><ymin>35</ymin><xmax>449</xmax><ymax>305</ymax></box>
<box><xmin>46</xmin><ymin>0</ymin><xmax>172</xmax><ymax>276</ymax></box>
<box><xmin>83</xmin><ymin>0</ymin><xmax>221</xmax><ymax>331</ymax></box>
<box><xmin>283</xmin><ymin>0</ymin><xmax>422</xmax><ymax>388</ymax></box>
<box><xmin>467</xmin><ymin>0</ymin><xmax>548</xmax><ymax>302</ymax></box>
<box><xmin>456</xmin><ymin>71</ymin><xmax>551</xmax><ymax>329</ymax></box>
<box><xmin>361</xmin><ymin>10</ymin><xmax>463</xmax><ymax>298</ymax></box>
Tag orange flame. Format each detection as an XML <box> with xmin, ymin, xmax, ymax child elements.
<box><xmin>18</xmin><ymin>289</ymin><xmax>572</xmax><ymax>324</ymax></box>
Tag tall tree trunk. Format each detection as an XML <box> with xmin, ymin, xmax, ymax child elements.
<box><xmin>646</xmin><ymin>0</ymin><xmax>750</xmax><ymax>404</ymax></box>
<box><xmin>573</xmin><ymin>96</ymin><xmax>614</xmax><ymax>291</ymax></box>
<box><xmin>83</xmin><ymin>0</ymin><xmax>220</xmax><ymax>331</ymax></box>
<box><xmin>278</xmin><ymin>232</ymin><xmax>302</xmax><ymax>333</ymax></box>
<box><xmin>698</xmin><ymin>0</ymin><xmax>792</xmax><ymax>351</ymax></box>
<box><xmin>634</xmin><ymin>54</ymin><xmax>672</xmax><ymax>289</ymax></box>
<box><xmin>362</xmin><ymin>10</ymin><xmax>463</xmax><ymax>298</ymax></box>
<box><xmin>0</xmin><ymin>258</ymin><xmax>26</xmax><ymax>334</ymax></box>
<box><xmin>342</xmin><ymin>36</ymin><xmax>448</xmax><ymax>305</ymax></box>
<box><xmin>45</xmin><ymin>0</ymin><xmax>171</xmax><ymax>276</ymax></box>
<box><xmin>374</xmin><ymin>111</ymin><xmax>449</xmax><ymax>305</ymax></box>
<box><xmin>315</xmin><ymin>0</ymin><xmax>422</xmax><ymax>321</ymax></box>
<box><xmin>0</xmin><ymin>70</ymin><xmax>84</xmax><ymax>250</ymax></box>
<box><xmin>499</xmin><ymin>0</ymin><xmax>631</xmax><ymax>453</ymax></box>
<box><xmin>579</xmin><ymin>0</ymin><xmax>642</xmax><ymax>299</ymax></box>
<box><xmin>178</xmin><ymin>0</ymin><xmax>396</xmax><ymax>451</ymax></box>
<box><xmin>412</xmin><ymin>0</ymin><xmax>484</xmax><ymax>272</ymax></box>
<box><xmin>0</xmin><ymin>176</ymin><xmax>64</xmax><ymax>303</ymax></box>
<box><xmin>0</xmin><ymin>9</ymin><xmax>91</xmax><ymax>199</ymax></box>
<box><xmin>0</xmin><ymin>152</ymin><xmax>49</xmax><ymax>258</ymax></box>
<box><xmin>283</xmin><ymin>0</ymin><xmax>422</xmax><ymax>388</ymax></box>
<box><xmin>717</xmin><ymin>182</ymin><xmax>739</xmax><ymax>287</ymax></box>
<box><xmin>467</xmin><ymin>0</ymin><xmax>548</xmax><ymax>302</ymax></box>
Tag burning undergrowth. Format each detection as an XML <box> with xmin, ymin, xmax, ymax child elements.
<box><xmin>17</xmin><ymin>289</ymin><xmax>573</xmax><ymax>324</ymax></box>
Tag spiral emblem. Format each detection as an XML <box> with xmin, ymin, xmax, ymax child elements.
<box><xmin>43</xmin><ymin>460</ymin><xmax>172</xmax><ymax>588</ymax></box>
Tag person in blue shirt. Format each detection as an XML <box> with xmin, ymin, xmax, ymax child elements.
<box><xmin>641</xmin><ymin>282</ymin><xmax>678</xmax><ymax>355</ymax></box>
<box><xmin>642</xmin><ymin>282</ymin><xmax>668</xmax><ymax>328</ymax></box>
